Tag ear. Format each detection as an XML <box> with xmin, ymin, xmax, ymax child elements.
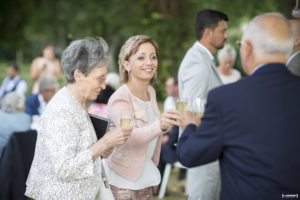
<box><xmin>295</xmin><ymin>36</ymin><xmax>300</xmax><ymax>46</ymax></box>
<box><xmin>122</xmin><ymin>60</ymin><xmax>130</xmax><ymax>72</ymax></box>
<box><xmin>73</xmin><ymin>69</ymin><xmax>83</xmax><ymax>82</ymax></box>
<box><xmin>203</xmin><ymin>28</ymin><xmax>213</xmax><ymax>41</ymax></box>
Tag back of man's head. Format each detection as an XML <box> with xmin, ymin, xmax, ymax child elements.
<box><xmin>242</xmin><ymin>13</ymin><xmax>293</xmax><ymax>59</ymax></box>
<box><xmin>2</xmin><ymin>92</ymin><xmax>25</xmax><ymax>113</ymax></box>
<box><xmin>194</xmin><ymin>9</ymin><xmax>228</xmax><ymax>40</ymax></box>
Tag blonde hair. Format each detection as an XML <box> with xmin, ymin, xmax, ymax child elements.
<box><xmin>118</xmin><ymin>35</ymin><xmax>158</xmax><ymax>83</ymax></box>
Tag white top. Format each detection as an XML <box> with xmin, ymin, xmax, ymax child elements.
<box><xmin>195</xmin><ymin>41</ymin><xmax>214</xmax><ymax>62</ymax></box>
<box><xmin>219</xmin><ymin>69</ymin><xmax>241</xmax><ymax>84</ymax></box>
<box><xmin>26</xmin><ymin>87</ymin><xmax>103</xmax><ymax>200</ymax></box>
<box><xmin>0</xmin><ymin>75</ymin><xmax>27</xmax><ymax>99</ymax></box>
<box><xmin>163</xmin><ymin>96</ymin><xmax>175</xmax><ymax>111</ymax></box>
<box><xmin>104</xmin><ymin>97</ymin><xmax>161</xmax><ymax>190</ymax></box>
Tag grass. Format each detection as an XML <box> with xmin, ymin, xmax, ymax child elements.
<box><xmin>154</xmin><ymin>167</ymin><xmax>187</xmax><ymax>200</ymax></box>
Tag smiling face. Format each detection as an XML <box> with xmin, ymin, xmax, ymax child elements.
<box><xmin>76</xmin><ymin>64</ymin><xmax>107</xmax><ymax>101</ymax></box>
<box><xmin>123</xmin><ymin>42</ymin><xmax>158</xmax><ymax>83</ymax></box>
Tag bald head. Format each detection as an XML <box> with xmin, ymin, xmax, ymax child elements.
<box><xmin>240</xmin><ymin>13</ymin><xmax>294</xmax><ymax>75</ymax></box>
<box><xmin>289</xmin><ymin>19</ymin><xmax>300</xmax><ymax>53</ymax></box>
<box><xmin>242</xmin><ymin>13</ymin><xmax>293</xmax><ymax>58</ymax></box>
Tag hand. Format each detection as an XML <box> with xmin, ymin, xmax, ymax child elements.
<box><xmin>101</xmin><ymin>147</ymin><xmax>114</xmax><ymax>158</ymax></box>
<box><xmin>103</xmin><ymin>127</ymin><xmax>132</xmax><ymax>148</ymax></box>
<box><xmin>180</xmin><ymin>111</ymin><xmax>200</xmax><ymax>130</ymax></box>
<box><xmin>89</xmin><ymin>127</ymin><xmax>132</xmax><ymax>161</ymax></box>
<box><xmin>160</xmin><ymin>109</ymin><xmax>180</xmax><ymax>132</ymax></box>
<box><xmin>161</xmin><ymin>134</ymin><xmax>169</xmax><ymax>145</ymax></box>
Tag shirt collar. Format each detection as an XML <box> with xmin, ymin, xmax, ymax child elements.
<box><xmin>196</xmin><ymin>41</ymin><xmax>214</xmax><ymax>61</ymax></box>
<box><xmin>287</xmin><ymin>51</ymin><xmax>300</xmax><ymax>65</ymax></box>
<box><xmin>251</xmin><ymin>64</ymin><xmax>265</xmax><ymax>75</ymax></box>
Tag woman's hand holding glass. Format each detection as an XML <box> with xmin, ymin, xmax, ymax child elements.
<box><xmin>89</xmin><ymin>127</ymin><xmax>132</xmax><ymax>161</ymax></box>
<box><xmin>160</xmin><ymin>109</ymin><xmax>180</xmax><ymax>132</ymax></box>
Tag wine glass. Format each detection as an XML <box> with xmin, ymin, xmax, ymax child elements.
<box><xmin>120</xmin><ymin>111</ymin><xmax>133</xmax><ymax>128</ymax></box>
<box><xmin>175</xmin><ymin>98</ymin><xmax>188</xmax><ymax>116</ymax></box>
<box><xmin>192</xmin><ymin>97</ymin><xmax>206</xmax><ymax>123</ymax></box>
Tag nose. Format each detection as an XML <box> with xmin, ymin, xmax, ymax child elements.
<box><xmin>100</xmin><ymin>82</ymin><xmax>106</xmax><ymax>90</ymax></box>
<box><xmin>224</xmin><ymin>32</ymin><xmax>229</xmax><ymax>39</ymax></box>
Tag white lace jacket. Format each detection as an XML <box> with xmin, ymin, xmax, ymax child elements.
<box><xmin>26</xmin><ymin>87</ymin><xmax>102</xmax><ymax>200</ymax></box>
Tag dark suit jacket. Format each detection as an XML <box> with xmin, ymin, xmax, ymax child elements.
<box><xmin>177</xmin><ymin>63</ymin><xmax>300</xmax><ymax>200</ymax></box>
<box><xmin>25</xmin><ymin>94</ymin><xmax>40</xmax><ymax>118</ymax></box>
<box><xmin>0</xmin><ymin>130</ymin><xmax>37</xmax><ymax>200</ymax></box>
<box><xmin>287</xmin><ymin>51</ymin><xmax>300</xmax><ymax>76</ymax></box>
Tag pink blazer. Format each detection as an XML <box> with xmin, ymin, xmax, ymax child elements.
<box><xmin>105</xmin><ymin>84</ymin><xmax>163</xmax><ymax>181</ymax></box>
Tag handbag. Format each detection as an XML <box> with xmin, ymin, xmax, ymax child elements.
<box><xmin>99</xmin><ymin>159</ymin><xmax>115</xmax><ymax>200</ymax></box>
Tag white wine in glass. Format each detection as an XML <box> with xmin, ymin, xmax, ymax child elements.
<box><xmin>120</xmin><ymin>118</ymin><xmax>132</xmax><ymax>128</ymax></box>
<box><xmin>176</xmin><ymin>101</ymin><xmax>188</xmax><ymax>115</ymax></box>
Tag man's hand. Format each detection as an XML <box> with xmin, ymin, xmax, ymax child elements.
<box><xmin>180</xmin><ymin>111</ymin><xmax>201</xmax><ymax>130</ymax></box>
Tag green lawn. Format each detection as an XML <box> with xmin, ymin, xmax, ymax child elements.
<box><xmin>154</xmin><ymin>167</ymin><xmax>187</xmax><ymax>200</ymax></box>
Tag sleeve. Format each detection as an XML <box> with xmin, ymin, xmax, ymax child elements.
<box><xmin>15</xmin><ymin>80</ymin><xmax>28</xmax><ymax>95</ymax></box>
<box><xmin>109</xmin><ymin>98</ymin><xmax>164</xmax><ymax>146</ymax></box>
<box><xmin>176</xmin><ymin>91</ymin><xmax>224</xmax><ymax>168</ymax></box>
<box><xmin>40</xmin><ymin>108</ymin><xmax>95</xmax><ymax>181</ymax></box>
<box><xmin>180</xmin><ymin>58</ymin><xmax>210</xmax><ymax>100</ymax></box>
<box><xmin>25</xmin><ymin>97</ymin><xmax>34</xmax><ymax>118</ymax></box>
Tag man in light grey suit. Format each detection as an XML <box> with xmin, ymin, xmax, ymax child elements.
<box><xmin>178</xmin><ymin>9</ymin><xmax>228</xmax><ymax>200</ymax></box>
<box><xmin>287</xmin><ymin>19</ymin><xmax>300</xmax><ymax>76</ymax></box>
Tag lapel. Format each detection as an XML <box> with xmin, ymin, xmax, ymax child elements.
<box><xmin>193</xmin><ymin>42</ymin><xmax>223</xmax><ymax>84</ymax></box>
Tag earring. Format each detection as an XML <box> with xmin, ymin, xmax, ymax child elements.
<box><xmin>128</xmin><ymin>71</ymin><xmax>130</xmax><ymax>80</ymax></box>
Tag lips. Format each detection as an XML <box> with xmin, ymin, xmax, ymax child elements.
<box><xmin>143</xmin><ymin>68</ymin><xmax>153</xmax><ymax>73</ymax></box>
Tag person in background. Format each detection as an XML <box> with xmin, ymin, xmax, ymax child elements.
<box><xmin>217</xmin><ymin>44</ymin><xmax>241</xmax><ymax>84</ymax></box>
<box><xmin>106</xmin><ymin>72</ymin><xmax>121</xmax><ymax>90</ymax></box>
<box><xmin>0</xmin><ymin>64</ymin><xmax>27</xmax><ymax>105</ymax></box>
<box><xmin>104</xmin><ymin>35</ymin><xmax>179</xmax><ymax>200</ymax></box>
<box><xmin>0</xmin><ymin>92</ymin><xmax>30</xmax><ymax>158</ymax></box>
<box><xmin>287</xmin><ymin>19</ymin><xmax>300</xmax><ymax>76</ymax></box>
<box><xmin>88</xmin><ymin>72</ymin><xmax>120</xmax><ymax>118</ymax></box>
<box><xmin>25</xmin><ymin>78</ymin><xmax>57</xmax><ymax>130</ymax></box>
<box><xmin>88</xmin><ymin>84</ymin><xmax>115</xmax><ymax>118</ymax></box>
<box><xmin>30</xmin><ymin>43</ymin><xmax>61</xmax><ymax>94</ymax></box>
<box><xmin>177</xmin><ymin>13</ymin><xmax>300</xmax><ymax>200</ymax></box>
<box><xmin>163</xmin><ymin>76</ymin><xmax>178</xmax><ymax>111</ymax></box>
<box><xmin>25</xmin><ymin>37</ymin><xmax>132</xmax><ymax>199</ymax></box>
<box><xmin>178</xmin><ymin>9</ymin><xmax>228</xmax><ymax>200</ymax></box>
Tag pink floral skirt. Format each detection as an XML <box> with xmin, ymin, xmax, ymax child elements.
<box><xmin>110</xmin><ymin>185</ymin><xmax>153</xmax><ymax>200</ymax></box>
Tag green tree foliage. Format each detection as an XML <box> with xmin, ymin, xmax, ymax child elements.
<box><xmin>0</xmin><ymin>0</ymin><xmax>294</xmax><ymax>100</ymax></box>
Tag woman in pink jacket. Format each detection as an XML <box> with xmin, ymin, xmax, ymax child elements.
<box><xmin>104</xmin><ymin>35</ymin><xmax>179</xmax><ymax>200</ymax></box>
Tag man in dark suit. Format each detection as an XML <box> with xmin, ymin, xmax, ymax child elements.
<box><xmin>177</xmin><ymin>13</ymin><xmax>300</xmax><ymax>200</ymax></box>
<box><xmin>287</xmin><ymin>19</ymin><xmax>300</xmax><ymax>76</ymax></box>
<box><xmin>25</xmin><ymin>78</ymin><xmax>56</xmax><ymax>123</ymax></box>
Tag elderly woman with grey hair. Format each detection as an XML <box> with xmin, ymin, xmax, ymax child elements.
<box><xmin>25</xmin><ymin>37</ymin><xmax>132</xmax><ymax>200</ymax></box>
<box><xmin>217</xmin><ymin>44</ymin><xmax>241</xmax><ymax>84</ymax></box>
<box><xmin>0</xmin><ymin>92</ymin><xmax>30</xmax><ymax>157</ymax></box>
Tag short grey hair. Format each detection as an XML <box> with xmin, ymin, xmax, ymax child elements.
<box><xmin>39</xmin><ymin>78</ymin><xmax>57</xmax><ymax>92</ymax></box>
<box><xmin>61</xmin><ymin>37</ymin><xmax>109</xmax><ymax>83</ymax></box>
<box><xmin>2</xmin><ymin>92</ymin><xmax>25</xmax><ymax>112</ymax></box>
<box><xmin>218</xmin><ymin>44</ymin><xmax>236</xmax><ymax>61</ymax></box>
<box><xmin>242</xmin><ymin>12</ymin><xmax>293</xmax><ymax>58</ymax></box>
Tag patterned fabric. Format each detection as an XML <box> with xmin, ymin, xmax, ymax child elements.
<box><xmin>25</xmin><ymin>87</ymin><xmax>103</xmax><ymax>200</ymax></box>
<box><xmin>110</xmin><ymin>185</ymin><xmax>153</xmax><ymax>200</ymax></box>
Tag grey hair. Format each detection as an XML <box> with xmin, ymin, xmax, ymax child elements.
<box><xmin>242</xmin><ymin>12</ymin><xmax>293</xmax><ymax>58</ymax></box>
<box><xmin>218</xmin><ymin>44</ymin><xmax>236</xmax><ymax>61</ymax></box>
<box><xmin>61</xmin><ymin>37</ymin><xmax>109</xmax><ymax>83</ymax></box>
<box><xmin>2</xmin><ymin>92</ymin><xmax>25</xmax><ymax>112</ymax></box>
<box><xmin>39</xmin><ymin>78</ymin><xmax>57</xmax><ymax>92</ymax></box>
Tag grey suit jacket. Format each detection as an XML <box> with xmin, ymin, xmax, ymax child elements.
<box><xmin>178</xmin><ymin>42</ymin><xmax>222</xmax><ymax>100</ymax></box>
<box><xmin>287</xmin><ymin>51</ymin><xmax>300</xmax><ymax>76</ymax></box>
